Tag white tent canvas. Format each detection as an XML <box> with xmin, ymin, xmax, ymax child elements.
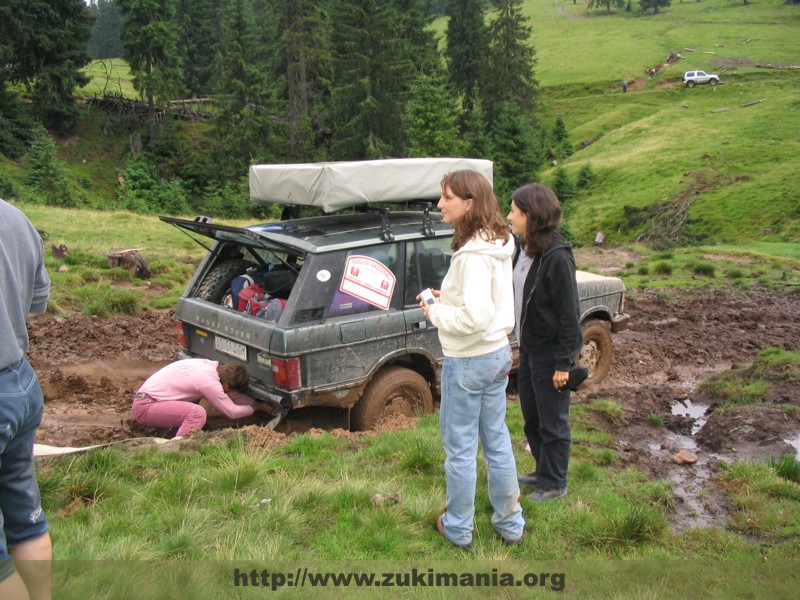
<box><xmin>249</xmin><ymin>158</ymin><xmax>493</xmax><ymax>213</ymax></box>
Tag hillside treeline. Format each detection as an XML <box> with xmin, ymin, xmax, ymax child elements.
<box><xmin>1</xmin><ymin>0</ymin><xmax>575</xmax><ymax>218</ymax></box>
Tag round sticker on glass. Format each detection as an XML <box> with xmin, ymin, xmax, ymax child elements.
<box><xmin>317</xmin><ymin>269</ymin><xmax>331</xmax><ymax>282</ymax></box>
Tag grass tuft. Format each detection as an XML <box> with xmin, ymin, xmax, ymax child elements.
<box><xmin>766</xmin><ymin>454</ymin><xmax>800</xmax><ymax>484</ymax></box>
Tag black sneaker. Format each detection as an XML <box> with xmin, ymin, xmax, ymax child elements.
<box><xmin>501</xmin><ymin>534</ymin><xmax>523</xmax><ymax>546</ymax></box>
<box><xmin>517</xmin><ymin>472</ymin><xmax>538</xmax><ymax>487</ymax></box>
<box><xmin>528</xmin><ymin>487</ymin><xmax>567</xmax><ymax>502</ymax></box>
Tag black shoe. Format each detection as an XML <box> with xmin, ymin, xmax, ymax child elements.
<box><xmin>528</xmin><ymin>487</ymin><xmax>567</xmax><ymax>502</ymax></box>
<box><xmin>517</xmin><ymin>472</ymin><xmax>538</xmax><ymax>487</ymax></box>
<box><xmin>501</xmin><ymin>534</ymin><xmax>523</xmax><ymax>546</ymax></box>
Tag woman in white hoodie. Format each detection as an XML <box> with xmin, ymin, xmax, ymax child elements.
<box><xmin>420</xmin><ymin>170</ymin><xmax>525</xmax><ymax>548</ymax></box>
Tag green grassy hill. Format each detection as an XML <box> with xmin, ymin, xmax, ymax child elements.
<box><xmin>523</xmin><ymin>0</ymin><xmax>800</xmax><ymax>245</ymax></box>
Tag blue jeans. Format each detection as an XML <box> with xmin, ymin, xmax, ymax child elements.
<box><xmin>439</xmin><ymin>345</ymin><xmax>524</xmax><ymax>546</ymax></box>
<box><xmin>0</xmin><ymin>358</ymin><xmax>50</xmax><ymax>567</ymax></box>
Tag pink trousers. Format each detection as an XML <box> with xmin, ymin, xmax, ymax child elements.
<box><xmin>132</xmin><ymin>391</ymin><xmax>256</xmax><ymax>437</ymax></box>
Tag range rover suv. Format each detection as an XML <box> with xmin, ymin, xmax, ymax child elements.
<box><xmin>161</xmin><ymin>159</ymin><xmax>629</xmax><ymax>430</ymax></box>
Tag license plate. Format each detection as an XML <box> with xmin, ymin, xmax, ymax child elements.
<box><xmin>214</xmin><ymin>336</ymin><xmax>247</xmax><ymax>361</ymax></box>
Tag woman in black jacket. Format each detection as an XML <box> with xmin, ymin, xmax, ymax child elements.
<box><xmin>507</xmin><ymin>183</ymin><xmax>583</xmax><ymax>502</ymax></box>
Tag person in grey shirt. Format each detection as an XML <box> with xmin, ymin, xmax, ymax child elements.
<box><xmin>0</xmin><ymin>199</ymin><xmax>52</xmax><ymax>600</ymax></box>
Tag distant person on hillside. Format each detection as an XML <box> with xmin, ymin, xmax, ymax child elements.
<box><xmin>0</xmin><ymin>199</ymin><xmax>53</xmax><ymax>600</ymax></box>
<box><xmin>622</xmin><ymin>79</ymin><xmax>628</xmax><ymax>93</ymax></box>
<box><xmin>131</xmin><ymin>359</ymin><xmax>276</xmax><ymax>438</ymax></box>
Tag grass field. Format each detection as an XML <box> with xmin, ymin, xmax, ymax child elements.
<box><xmin>79</xmin><ymin>59</ymin><xmax>137</xmax><ymax>99</ymax></box>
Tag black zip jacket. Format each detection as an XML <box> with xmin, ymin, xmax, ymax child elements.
<box><xmin>517</xmin><ymin>233</ymin><xmax>583</xmax><ymax>371</ymax></box>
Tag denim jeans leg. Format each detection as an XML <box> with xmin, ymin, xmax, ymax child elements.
<box><xmin>477</xmin><ymin>349</ymin><xmax>525</xmax><ymax>541</ymax></box>
<box><xmin>0</xmin><ymin>359</ymin><xmax>49</xmax><ymax>559</ymax></box>
<box><xmin>439</xmin><ymin>356</ymin><xmax>479</xmax><ymax>546</ymax></box>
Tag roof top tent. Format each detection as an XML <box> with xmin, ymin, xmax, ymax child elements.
<box><xmin>248</xmin><ymin>157</ymin><xmax>494</xmax><ymax>213</ymax></box>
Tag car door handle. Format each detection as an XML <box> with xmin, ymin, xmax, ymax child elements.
<box><xmin>412</xmin><ymin>320</ymin><xmax>428</xmax><ymax>331</ymax></box>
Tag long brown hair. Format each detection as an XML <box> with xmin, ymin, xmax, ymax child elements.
<box><xmin>510</xmin><ymin>183</ymin><xmax>562</xmax><ymax>257</ymax></box>
<box><xmin>441</xmin><ymin>170</ymin><xmax>510</xmax><ymax>251</ymax></box>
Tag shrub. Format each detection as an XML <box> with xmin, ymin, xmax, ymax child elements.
<box><xmin>637</xmin><ymin>265</ymin><xmax>650</xmax><ymax>275</ymax></box>
<box><xmin>725</xmin><ymin>268</ymin><xmax>744</xmax><ymax>279</ymax></box>
<box><xmin>576</xmin><ymin>163</ymin><xmax>595</xmax><ymax>189</ymax></box>
<box><xmin>653</xmin><ymin>262</ymin><xmax>672</xmax><ymax>276</ymax></box>
<box><xmin>552</xmin><ymin>167</ymin><xmax>576</xmax><ymax>203</ymax></box>
<box><xmin>119</xmin><ymin>154</ymin><xmax>189</xmax><ymax>215</ymax></box>
<box><xmin>26</xmin><ymin>128</ymin><xmax>75</xmax><ymax>207</ymax></box>
<box><xmin>691</xmin><ymin>262</ymin><xmax>716</xmax><ymax>277</ymax></box>
<box><xmin>0</xmin><ymin>172</ymin><xmax>17</xmax><ymax>198</ymax></box>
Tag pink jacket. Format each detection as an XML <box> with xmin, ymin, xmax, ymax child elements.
<box><xmin>137</xmin><ymin>359</ymin><xmax>254</xmax><ymax>419</ymax></box>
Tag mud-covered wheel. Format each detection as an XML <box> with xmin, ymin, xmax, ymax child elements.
<box><xmin>351</xmin><ymin>366</ymin><xmax>433</xmax><ymax>431</ymax></box>
<box><xmin>686</xmin><ymin>80</ymin><xmax>695</xmax><ymax>88</ymax></box>
<box><xmin>709</xmin><ymin>78</ymin><xmax>718</xmax><ymax>86</ymax></box>
<box><xmin>197</xmin><ymin>259</ymin><xmax>251</xmax><ymax>305</ymax></box>
<box><xmin>575</xmin><ymin>321</ymin><xmax>613</xmax><ymax>386</ymax></box>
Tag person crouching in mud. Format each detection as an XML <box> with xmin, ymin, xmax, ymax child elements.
<box><xmin>131</xmin><ymin>359</ymin><xmax>275</xmax><ymax>438</ymax></box>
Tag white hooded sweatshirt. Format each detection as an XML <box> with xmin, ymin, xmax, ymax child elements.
<box><xmin>427</xmin><ymin>233</ymin><xmax>515</xmax><ymax>358</ymax></box>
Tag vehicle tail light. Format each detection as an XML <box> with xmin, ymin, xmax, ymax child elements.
<box><xmin>271</xmin><ymin>356</ymin><xmax>302</xmax><ymax>390</ymax></box>
<box><xmin>176</xmin><ymin>321</ymin><xmax>188</xmax><ymax>348</ymax></box>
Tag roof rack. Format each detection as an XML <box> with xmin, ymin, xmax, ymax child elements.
<box><xmin>408</xmin><ymin>201</ymin><xmax>435</xmax><ymax>237</ymax></box>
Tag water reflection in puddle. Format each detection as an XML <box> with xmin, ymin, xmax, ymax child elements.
<box><xmin>784</xmin><ymin>434</ymin><xmax>800</xmax><ymax>461</ymax></box>
<box><xmin>671</xmin><ymin>399</ymin><xmax>709</xmax><ymax>435</ymax></box>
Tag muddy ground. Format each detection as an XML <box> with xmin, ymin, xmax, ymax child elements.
<box><xmin>28</xmin><ymin>250</ymin><xmax>800</xmax><ymax>529</ymax></box>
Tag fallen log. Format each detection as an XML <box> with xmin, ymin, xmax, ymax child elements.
<box><xmin>740</xmin><ymin>99</ymin><xmax>767</xmax><ymax>108</ymax></box>
<box><xmin>755</xmin><ymin>63</ymin><xmax>800</xmax><ymax>70</ymax></box>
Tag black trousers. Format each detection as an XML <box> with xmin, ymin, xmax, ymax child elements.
<box><xmin>517</xmin><ymin>351</ymin><xmax>571</xmax><ymax>491</ymax></box>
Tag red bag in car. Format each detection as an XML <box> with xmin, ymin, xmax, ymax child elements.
<box><xmin>237</xmin><ymin>283</ymin><xmax>266</xmax><ymax>313</ymax></box>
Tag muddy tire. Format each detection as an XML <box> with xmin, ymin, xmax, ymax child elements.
<box><xmin>575</xmin><ymin>321</ymin><xmax>613</xmax><ymax>386</ymax></box>
<box><xmin>351</xmin><ymin>366</ymin><xmax>433</xmax><ymax>431</ymax></box>
<box><xmin>709</xmin><ymin>78</ymin><xmax>718</xmax><ymax>86</ymax></box>
<box><xmin>686</xmin><ymin>80</ymin><xmax>695</xmax><ymax>88</ymax></box>
<box><xmin>197</xmin><ymin>259</ymin><xmax>251</xmax><ymax>304</ymax></box>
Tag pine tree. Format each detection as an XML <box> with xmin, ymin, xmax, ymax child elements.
<box><xmin>212</xmin><ymin>0</ymin><xmax>285</xmax><ymax>178</ymax></box>
<box><xmin>489</xmin><ymin>101</ymin><xmax>538</xmax><ymax>207</ymax></box>
<box><xmin>328</xmin><ymin>0</ymin><xmax>413</xmax><ymax>159</ymax></box>
<box><xmin>274</xmin><ymin>0</ymin><xmax>331</xmax><ymax>161</ymax></box>
<box><xmin>576</xmin><ymin>163</ymin><xmax>595</xmax><ymax>189</ymax></box>
<box><xmin>483</xmin><ymin>0</ymin><xmax>538</xmax><ymax>121</ymax></box>
<box><xmin>405</xmin><ymin>71</ymin><xmax>466</xmax><ymax>157</ymax></box>
<box><xmin>445</xmin><ymin>0</ymin><xmax>489</xmax><ymax>112</ymax></box>
<box><xmin>117</xmin><ymin>0</ymin><xmax>183</xmax><ymax>142</ymax></box>
<box><xmin>26</xmin><ymin>128</ymin><xmax>75</xmax><ymax>207</ymax></box>
<box><xmin>394</xmin><ymin>0</ymin><xmax>441</xmax><ymax>75</ymax></box>
<box><xmin>551</xmin><ymin>116</ymin><xmax>573</xmax><ymax>158</ymax></box>
<box><xmin>0</xmin><ymin>0</ymin><xmax>93</xmax><ymax>135</ymax></box>
<box><xmin>460</xmin><ymin>101</ymin><xmax>493</xmax><ymax>160</ymax></box>
<box><xmin>87</xmin><ymin>0</ymin><xmax>125</xmax><ymax>60</ymax></box>
<box><xmin>175</xmin><ymin>0</ymin><xmax>223</xmax><ymax>97</ymax></box>
<box><xmin>552</xmin><ymin>167</ymin><xmax>576</xmax><ymax>204</ymax></box>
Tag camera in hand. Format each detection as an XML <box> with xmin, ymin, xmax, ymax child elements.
<box><xmin>419</xmin><ymin>288</ymin><xmax>435</xmax><ymax>305</ymax></box>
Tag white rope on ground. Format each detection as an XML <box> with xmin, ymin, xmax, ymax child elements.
<box><xmin>34</xmin><ymin>437</ymin><xmax>171</xmax><ymax>457</ymax></box>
